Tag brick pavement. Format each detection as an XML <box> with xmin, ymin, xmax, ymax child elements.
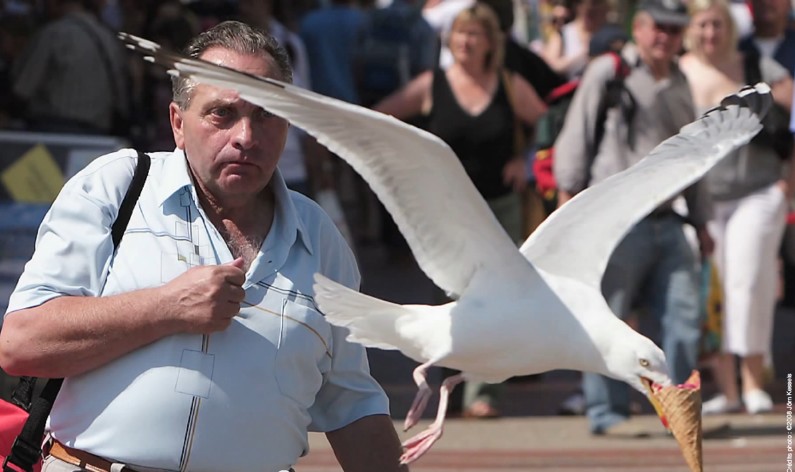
<box><xmin>296</xmin><ymin>413</ymin><xmax>785</xmax><ymax>471</ymax></box>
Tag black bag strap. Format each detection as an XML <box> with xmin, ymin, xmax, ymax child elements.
<box><xmin>743</xmin><ymin>50</ymin><xmax>762</xmax><ymax>85</ymax></box>
<box><xmin>112</xmin><ymin>152</ymin><xmax>150</xmax><ymax>247</ymax></box>
<box><xmin>3</xmin><ymin>151</ymin><xmax>150</xmax><ymax>472</ymax></box>
<box><xmin>594</xmin><ymin>52</ymin><xmax>634</xmax><ymax>154</ymax></box>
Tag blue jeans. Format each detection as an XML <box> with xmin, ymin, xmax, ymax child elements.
<box><xmin>583</xmin><ymin>213</ymin><xmax>702</xmax><ymax>433</ymax></box>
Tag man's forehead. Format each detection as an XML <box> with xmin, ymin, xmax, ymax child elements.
<box><xmin>199</xmin><ymin>46</ymin><xmax>275</xmax><ymax>78</ymax></box>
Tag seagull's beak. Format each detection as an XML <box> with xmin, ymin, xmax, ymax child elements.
<box><xmin>641</xmin><ymin>376</ymin><xmax>669</xmax><ymax>429</ymax></box>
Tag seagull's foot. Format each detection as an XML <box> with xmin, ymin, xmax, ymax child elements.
<box><xmin>404</xmin><ymin>386</ymin><xmax>432</xmax><ymax>431</ymax></box>
<box><xmin>399</xmin><ymin>424</ymin><xmax>443</xmax><ymax>465</ymax></box>
<box><xmin>404</xmin><ymin>361</ymin><xmax>435</xmax><ymax>431</ymax></box>
<box><xmin>399</xmin><ymin>372</ymin><xmax>463</xmax><ymax>464</ymax></box>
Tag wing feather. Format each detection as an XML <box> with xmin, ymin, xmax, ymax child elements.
<box><xmin>520</xmin><ymin>85</ymin><xmax>770</xmax><ymax>287</ymax></box>
<box><xmin>120</xmin><ymin>33</ymin><xmax>522</xmax><ymax>297</ymax></box>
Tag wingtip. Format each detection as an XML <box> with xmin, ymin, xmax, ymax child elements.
<box><xmin>118</xmin><ymin>32</ymin><xmax>161</xmax><ymax>53</ymax></box>
<box><xmin>718</xmin><ymin>82</ymin><xmax>773</xmax><ymax>119</ymax></box>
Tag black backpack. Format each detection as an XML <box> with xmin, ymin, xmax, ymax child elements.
<box><xmin>533</xmin><ymin>52</ymin><xmax>634</xmax><ymax>204</ymax></box>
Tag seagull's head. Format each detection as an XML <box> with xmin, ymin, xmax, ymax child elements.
<box><xmin>604</xmin><ymin>332</ymin><xmax>674</xmax><ymax>428</ymax></box>
<box><xmin>605</xmin><ymin>331</ymin><xmax>672</xmax><ymax>400</ymax></box>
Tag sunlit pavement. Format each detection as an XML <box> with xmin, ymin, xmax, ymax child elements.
<box><xmin>297</xmin><ymin>413</ymin><xmax>784</xmax><ymax>471</ymax></box>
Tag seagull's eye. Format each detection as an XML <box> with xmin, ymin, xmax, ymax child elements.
<box><xmin>639</xmin><ymin>359</ymin><xmax>650</xmax><ymax>367</ymax></box>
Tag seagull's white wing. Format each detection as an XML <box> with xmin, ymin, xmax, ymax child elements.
<box><xmin>520</xmin><ymin>85</ymin><xmax>770</xmax><ymax>287</ymax></box>
<box><xmin>120</xmin><ymin>33</ymin><xmax>520</xmax><ymax>298</ymax></box>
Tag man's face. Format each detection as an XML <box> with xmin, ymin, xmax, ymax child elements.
<box><xmin>633</xmin><ymin>14</ymin><xmax>684</xmax><ymax>64</ymax></box>
<box><xmin>752</xmin><ymin>0</ymin><xmax>790</xmax><ymax>30</ymax></box>
<box><xmin>170</xmin><ymin>47</ymin><xmax>289</xmax><ymax>204</ymax></box>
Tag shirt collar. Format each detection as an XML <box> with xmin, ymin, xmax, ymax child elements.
<box><xmin>156</xmin><ymin>148</ymin><xmax>193</xmax><ymax>206</ymax></box>
<box><xmin>156</xmin><ymin>148</ymin><xmax>313</xmax><ymax>255</ymax></box>
<box><xmin>269</xmin><ymin>168</ymin><xmax>314</xmax><ymax>255</ymax></box>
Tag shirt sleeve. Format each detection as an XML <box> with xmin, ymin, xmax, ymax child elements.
<box><xmin>307</xmin><ymin>224</ymin><xmax>389</xmax><ymax>432</ymax></box>
<box><xmin>553</xmin><ymin>55</ymin><xmax>616</xmax><ymax>194</ymax></box>
<box><xmin>681</xmin><ymin>180</ymin><xmax>712</xmax><ymax>228</ymax></box>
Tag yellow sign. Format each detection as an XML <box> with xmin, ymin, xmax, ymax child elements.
<box><xmin>1</xmin><ymin>144</ymin><xmax>65</xmax><ymax>203</ymax></box>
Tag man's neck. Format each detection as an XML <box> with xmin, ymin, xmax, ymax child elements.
<box><xmin>198</xmin><ymin>186</ymin><xmax>276</xmax><ymax>271</ymax></box>
<box><xmin>201</xmin><ymin>187</ymin><xmax>273</xmax><ymax>225</ymax></box>
<box><xmin>754</xmin><ymin>24</ymin><xmax>786</xmax><ymax>40</ymax></box>
<box><xmin>638</xmin><ymin>50</ymin><xmax>672</xmax><ymax>80</ymax></box>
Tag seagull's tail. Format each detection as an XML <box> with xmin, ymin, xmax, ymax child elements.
<box><xmin>313</xmin><ymin>274</ymin><xmax>447</xmax><ymax>361</ymax></box>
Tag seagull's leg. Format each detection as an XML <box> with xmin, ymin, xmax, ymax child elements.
<box><xmin>399</xmin><ymin>373</ymin><xmax>465</xmax><ymax>465</ymax></box>
<box><xmin>403</xmin><ymin>360</ymin><xmax>435</xmax><ymax>431</ymax></box>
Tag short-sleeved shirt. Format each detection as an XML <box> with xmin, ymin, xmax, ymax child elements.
<box><xmin>6</xmin><ymin>148</ymin><xmax>389</xmax><ymax>472</ymax></box>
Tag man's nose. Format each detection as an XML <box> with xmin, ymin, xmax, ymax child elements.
<box><xmin>232</xmin><ymin>117</ymin><xmax>256</xmax><ymax>149</ymax></box>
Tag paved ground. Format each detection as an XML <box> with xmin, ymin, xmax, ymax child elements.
<box><xmin>297</xmin><ymin>412</ymin><xmax>785</xmax><ymax>471</ymax></box>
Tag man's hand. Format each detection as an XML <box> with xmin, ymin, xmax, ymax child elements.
<box><xmin>557</xmin><ymin>189</ymin><xmax>574</xmax><ymax>208</ymax></box>
<box><xmin>160</xmin><ymin>257</ymin><xmax>247</xmax><ymax>334</ymax></box>
<box><xmin>502</xmin><ymin>157</ymin><xmax>528</xmax><ymax>193</ymax></box>
<box><xmin>695</xmin><ymin>226</ymin><xmax>714</xmax><ymax>258</ymax></box>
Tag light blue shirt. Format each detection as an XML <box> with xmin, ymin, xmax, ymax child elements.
<box><xmin>6</xmin><ymin>148</ymin><xmax>389</xmax><ymax>472</ymax></box>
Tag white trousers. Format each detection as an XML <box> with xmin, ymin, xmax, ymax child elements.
<box><xmin>708</xmin><ymin>183</ymin><xmax>787</xmax><ymax>356</ymax></box>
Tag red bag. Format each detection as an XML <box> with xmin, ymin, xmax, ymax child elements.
<box><xmin>0</xmin><ymin>399</ymin><xmax>43</xmax><ymax>472</ymax></box>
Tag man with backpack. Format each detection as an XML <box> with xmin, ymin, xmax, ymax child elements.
<box><xmin>553</xmin><ymin>0</ymin><xmax>714</xmax><ymax>435</ymax></box>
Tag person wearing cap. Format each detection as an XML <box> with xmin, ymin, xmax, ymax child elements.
<box><xmin>553</xmin><ymin>0</ymin><xmax>714</xmax><ymax>435</ymax></box>
<box><xmin>588</xmin><ymin>23</ymin><xmax>629</xmax><ymax>57</ymax></box>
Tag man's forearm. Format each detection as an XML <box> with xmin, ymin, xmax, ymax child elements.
<box><xmin>327</xmin><ymin>414</ymin><xmax>408</xmax><ymax>472</ymax></box>
<box><xmin>0</xmin><ymin>287</ymin><xmax>178</xmax><ymax>378</ymax></box>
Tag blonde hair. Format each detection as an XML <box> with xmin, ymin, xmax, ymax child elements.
<box><xmin>684</xmin><ymin>0</ymin><xmax>738</xmax><ymax>55</ymax></box>
<box><xmin>450</xmin><ymin>3</ymin><xmax>505</xmax><ymax>71</ymax></box>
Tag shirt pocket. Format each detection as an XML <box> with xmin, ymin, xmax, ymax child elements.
<box><xmin>274</xmin><ymin>299</ymin><xmax>332</xmax><ymax>408</ymax></box>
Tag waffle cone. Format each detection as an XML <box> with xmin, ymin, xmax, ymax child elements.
<box><xmin>655</xmin><ymin>381</ymin><xmax>702</xmax><ymax>472</ymax></box>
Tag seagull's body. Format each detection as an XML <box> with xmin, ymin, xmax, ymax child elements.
<box><xmin>324</xmin><ymin>262</ymin><xmax>617</xmax><ymax>381</ymax></box>
<box><xmin>120</xmin><ymin>32</ymin><xmax>770</xmax><ymax>466</ymax></box>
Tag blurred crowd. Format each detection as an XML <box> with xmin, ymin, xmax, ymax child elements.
<box><xmin>1</xmin><ymin>0</ymin><xmax>794</xmax><ymax>432</ymax></box>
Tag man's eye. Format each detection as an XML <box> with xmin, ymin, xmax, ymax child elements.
<box><xmin>258</xmin><ymin>108</ymin><xmax>276</xmax><ymax>119</ymax></box>
<box><xmin>211</xmin><ymin>107</ymin><xmax>232</xmax><ymax>118</ymax></box>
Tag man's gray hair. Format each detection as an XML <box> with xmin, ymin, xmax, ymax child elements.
<box><xmin>172</xmin><ymin>20</ymin><xmax>293</xmax><ymax>109</ymax></box>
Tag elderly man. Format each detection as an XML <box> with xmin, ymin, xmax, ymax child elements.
<box><xmin>0</xmin><ymin>21</ymin><xmax>406</xmax><ymax>472</ymax></box>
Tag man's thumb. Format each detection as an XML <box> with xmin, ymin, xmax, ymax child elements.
<box><xmin>227</xmin><ymin>257</ymin><xmax>246</xmax><ymax>270</ymax></box>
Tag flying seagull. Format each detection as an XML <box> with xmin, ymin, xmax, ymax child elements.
<box><xmin>119</xmin><ymin>32</ymin><xmax>770</xmax><ymax>466</ymax></box>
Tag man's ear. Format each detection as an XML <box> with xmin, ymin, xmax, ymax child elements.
<box><xmin>170</xmin><ymin>102</ymin><xmax>185</xmax><ymax>149</ymax></box>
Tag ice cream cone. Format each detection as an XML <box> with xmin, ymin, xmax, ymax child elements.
<box><xmin>653</xmin><ymin>371</ymin><xmax>702</xmax><ymax>472</ymax></box>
